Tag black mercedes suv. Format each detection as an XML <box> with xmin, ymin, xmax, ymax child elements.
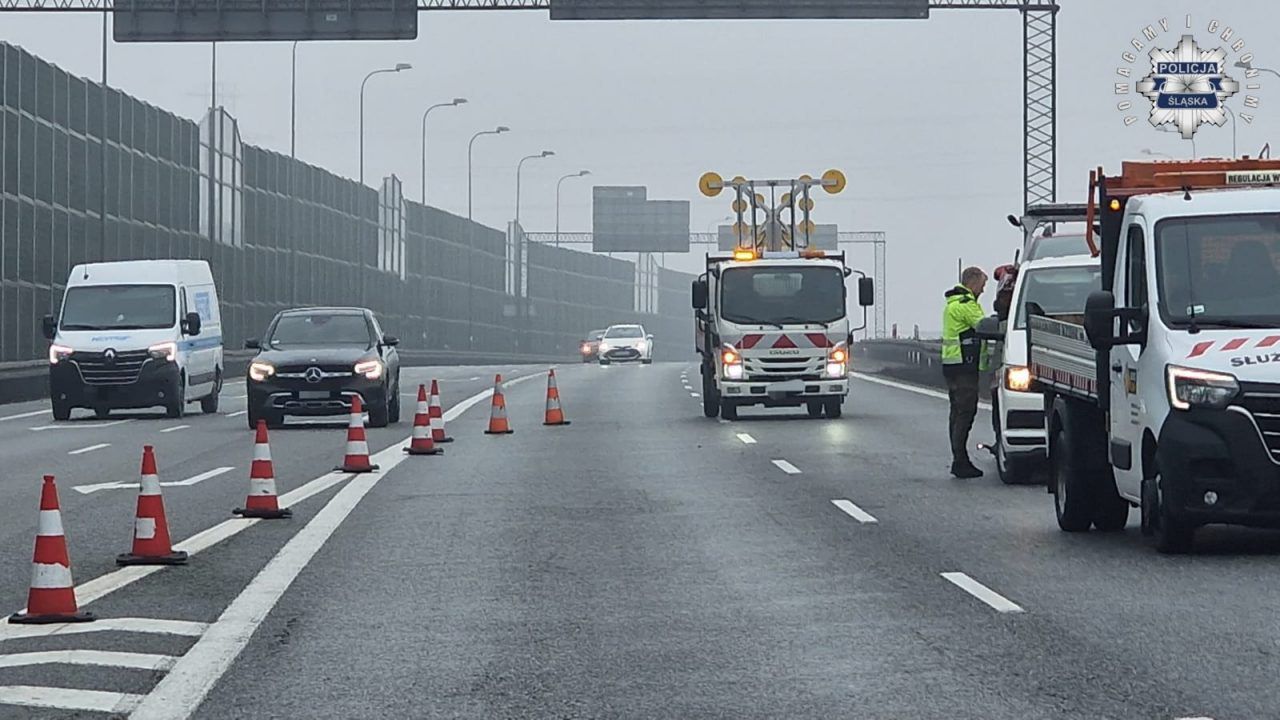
<box><xmin>244</xmin><ymin>307</ymin><xmax>401</xmax><ymax>430</ymax></box>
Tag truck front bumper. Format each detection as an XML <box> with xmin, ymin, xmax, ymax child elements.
<box><xmin>720</xmin><ymin>377</ymin><xmax>848</xmax><ymax>406</ymax></box>
<box><xmin>1157</xmin><ymin>408</ymin><xmax>1280</xmax><ymax>528</ymax></box>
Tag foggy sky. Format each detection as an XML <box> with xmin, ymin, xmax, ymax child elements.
<box><xmin>2</xmin><ymin>0</ymin><xmax>1273</xmax><ymax>333</ymax></box>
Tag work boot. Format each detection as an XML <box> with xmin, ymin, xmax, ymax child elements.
<box><xmin>950</xmin><ymin>460</ymin><xmax>983</xmax><ymax>479</ymax></box>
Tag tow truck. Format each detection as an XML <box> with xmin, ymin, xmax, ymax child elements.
<box><xmin>691</xmin><ymin>171</ymin><xmax>874</xmax><ymax>421</ymax></box>
<box><xmin>1020</xmin><ymin>157</ymin><xmax>1280</xmax><ymax>553</ymax></box>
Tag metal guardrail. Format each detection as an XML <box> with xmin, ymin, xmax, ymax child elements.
<box><xmin>854</xmin><ymin>339</ymin><xmax>993</xmax><ymax>393</ymax></box>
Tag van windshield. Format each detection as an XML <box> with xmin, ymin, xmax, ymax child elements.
<box><xmin>60</xmin><ymin>285</ymin><xmax>176</xmax><ymax>331</ymax></box>
<box><xmin>1156</xmin><ymin>213</ymin><xmax>1280</xmax><ymax>328</ymax></box>
<box><xmin>1014</xmin><ymin>266</ymin><xmax>1102</xmax><ymax>329</ymax></box>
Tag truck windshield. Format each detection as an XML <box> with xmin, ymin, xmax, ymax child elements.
<box><xmin>1156</xmin><ymin>214</ymin><xmax>1280</xmax><ymax>328</ymax></box>
<box><xmin>59</xmin><ymin>285</ymin><xmax>176</xmax><ymax>331</ymax></box>
<box><xmin>1027</xmin><ymin>233</ymin><xmax>1091</xmax><ymax>261</ymax></box>
<box><xmin>268</xmin><ymin>314</ymin><xmax>372</xmax><ymax>347</ymax></box>
<box><xmin>720</xmin><ymin>266</ymin><xmax>845</xmax><ymax>325</ymax></box>
<box><xmin>1013</xmin><ymin>266</ymin><xmax>1102</xmax><ymax>329</ymax></box>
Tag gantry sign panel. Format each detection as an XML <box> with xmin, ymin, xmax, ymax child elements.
<box><xmin>112</xmin><ymin>0</ymin><xmax>419</xmax><ymax>42</ymax></box>
<box><xmin>550</xmin><ymin>0</ymin><xmax>928</xmax><ymax>19</ymax></box>
<box><xmin>593</xmin><ymin>187</ymin><xmax>691</xmax><ymax>253</ymax></box>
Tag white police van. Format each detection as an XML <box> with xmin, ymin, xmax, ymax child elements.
<box><xmin>43</xmin><ymin>260</ymin><xmax>223</xmax><ymax>420</ymax></box>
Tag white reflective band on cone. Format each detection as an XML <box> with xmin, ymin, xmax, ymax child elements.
<box><xmin>430</xmin><ymin>416</ymin><xmax>443</xmax><ymax>429</ymax></box>
<box><xmin>412</xmin><ymin>424</ymin><xmax>428</xmax><ymax>440</ymax></box>
<box><xmin>30</xmin><ymin>562</ymin><xmax>73</xmax><ymax>589</ymax></box>
<box><xmin>249</xmin><ymin>478</ymin><xmax>276</xmax><ymax>496</ymax></box>
<box><xmin>253</xmin><ymin>444</ymin><xmax>271</xmax><ymax>461</ymax></box>
<box><xmin>36</xmin><ymin>510</ymin><xmax>64</xmax><ymax>537</ymax></box>
<box><xmin>347</xmin><ymin>441</ymin><xmax>369</xmax><ymax>455</ymax></box>
<box><xmin>139</xmin><ymin>473</ymin><xmax>161</xmax><ymax>496</ymax></box>
<box><xmin>348</xmin><ymin>412</ymin><xmax>361</xmax><ymax>428</ymax></box>
<box><xmin>134</xmin><ymin>517</ymin><xmax>157</xmax><ymax>540</ymax></box>
<box><xmin>417</xmin><ymin>401</ymin><xmax>429</xmax><ymax>414</ymax></box>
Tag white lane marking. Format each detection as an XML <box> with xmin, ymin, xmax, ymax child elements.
<box><xmin>0</xmin><ymin>650</ymin><xmax>175</xmax><ymax>671</ymax></box>
<box><xmin>832</xmin><ymin>499</ymin><xmax>879</xmax><ymax>524</ymax></box>
<box><xmin>690</xmin><ymin>392</ymin><xmax>700</xmax><ymax>398</ymax></box>
<box><xmin>72</xmin><ymin>481</ymin><xmax>132</xmax><ymax>495</ymax></box>
<box><xmin>1</xmin><ymin>373</ymin><xmax>542</xmax><ymax>625</ymax></box>
<box><xmin>73</xmin><ymin>466</ymin><xmax>228</xmax><ymax>495</ymax></box>
<box><xmin>850</xmin><ymin>373</ymin><xmax>993</xmax><ymax>411</ymax></box>
<box><xmin>1</xmin><ymin>409</ymin><xmax>50</xmax><ymax>422</ymax></box>
<box><xmin>227</xmin><ymin>395</ymin><xmax>246</xmax><ymax>400</ymax></box>
<box><xmin>772</xmin><ymin>459</ymin><xmax>802</xmax><ymax>475</ymax></box>
<box><xmin>160</xmin><ymin>424</ymin><xmax>190</xmax><ymax>434</ymax></box>
<box><xmin>0</xmin><ymin>618</ymin><xmax>207</xmax><ymax>642</ymax></box>
<box><xmin>940</xmin><ymin>572</ymin><xmax>1024</xmax><ymax>614</ymax></box>
<box><xmin>165</xmin><ymin>466</ymin><xmax>236</xmax><ymax>488</ymax></box>
<box><xmin>736</xmin><ymin>433</ymin><xmax>756</xmax><ymax>444</ymax></box>
<box><xmin>0</xmin><ymin>686</ymin><xmax>143</xmax><ymax>715</ymax></box>
<box><xmin>130</xmin><ymin>428</ymin><xmax>407</xmax><ymax>718</ymax></box>
<box><xmin>225</xmin><ymin>410</ymin><xmax>247</xmax><ymax>418</ymax></box>
<box><xmin>30</xmin><ymin>419</ymin><xmax>133</xmax><ymax>432</ymax></box>
<box><xmin>68</xmin><ymin>443</ymin><xmax>109</xmax><ymax>456</ymax></box>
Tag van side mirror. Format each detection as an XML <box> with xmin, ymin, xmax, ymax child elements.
<box><xmin>41</xmin><ymin>315</ymin><xmax>57</xmax><ymax>340</ymax></box>
<box><xmin>182</xmin><ymin>311</ymin><xmax>202</xmax><ymax>336</ymax></box>
<box><xmin>244</xmin><ymin>338</ymin><xmax>261</xmax><ymax>350</ymax></box>
<box><xmin>975</xmin><ymin>315</ymin><xmax>1003</xmax><ymax>342</ymax></box>
<box><xmin>381</xmin><ymin>334</ymin><xmax>400</xmax><ymax>347</ymax></box>
<box><xmin>1084</xmin><ymin>290</ymin><xmax>1116</xmax><ymax>349</ymax></box>
<box><xmin>692</xmin><ymin>279</ymin><xmax>708</xmax><ymax>310</ymax></box>
<box><xmin>857</xmin><ymin>277</ymin><xmax>875</xmax><ymax>307</ymax></box>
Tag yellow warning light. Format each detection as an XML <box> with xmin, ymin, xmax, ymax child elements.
<box><xmin>1109</xmin><ymin>199</ymin><xmax>1121</xmax><ymax>211</ymax></box>
<box><xmin>731</xmin><ymin>198</ymin><xmax>748</xmax><ymax>213</ymax></box>
<box><xmin>801</xmin><ymin>246</ymin><xmax>825</xmax><ymax>258</ymax></box>
<box><xmin>799</xmin><ymin>174</ymin><xmax>813</xmax><ymax>183</ymax></box>
<box><xmin>822</xmin><ymin>169</ymin><xmax>847</xmax><ymax>195</ymax></box>
<box><xmin>733</xmin><ymin>249</ymin><xmax>756</xmax><ymax>261</ymax></box>
<box><xmin>732</xmin><ymin>222</ymin><xmax>750</xmax><ymax>237</ymax></box>
<box><xmin>780</xmin><ymin>192</ymin><xmax>793</xmax><ymax>206</ymax></box>
<box><xmin>731</xmin><ymin>175</ymin><xmax>747</xmax><ymax>185</ymax></box>
<box><xmin>754</xmin><ymin>193</ymin><xmax>766</xmax><ymax>206</ymax></box>
<box><xmin>798</xmin><ymin>219</ymin><xmax>817</xmax><ymax>234</ymax></box>
<box><xmin>699</xmin><ymin>171</ymin><xmax>724</xmax><ymax>198</ymax></box>
<box><xmin>800</xmin><ymin>198</ymin><xmax>816</xmax><ymax>212</ymax></box>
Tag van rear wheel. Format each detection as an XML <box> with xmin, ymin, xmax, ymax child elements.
<box><xmin>200</xmin><ymin>373</ymin><xmax>222</xmax><ymax>414</ymax></box>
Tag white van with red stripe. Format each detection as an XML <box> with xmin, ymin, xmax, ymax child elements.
<box><xmin>692</xmin><ymin>248</ymin><xmax>874</xmax><ymax>421</ymax></box>
<box><xmin>1023</xmin><ymin>158</ymin><xmax>1280</xmax><ymax>553</ymax></box>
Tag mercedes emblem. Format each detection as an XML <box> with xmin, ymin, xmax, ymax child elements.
<box><xmin>304</xmin><ymin>367</ymin><xmax>323</xmax><ymax>384</ymax></box>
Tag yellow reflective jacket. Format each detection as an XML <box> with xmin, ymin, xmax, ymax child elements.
<box><xmin>941</xmin><ymin>285</ymin><xmax>988</xmax><ymax>371</ymax></box>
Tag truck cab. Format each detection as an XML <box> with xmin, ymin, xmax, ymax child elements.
<box><xmin>693</xmin><ymin>248</ymin><xmax>874</xmax><ymax>420</ymax></box>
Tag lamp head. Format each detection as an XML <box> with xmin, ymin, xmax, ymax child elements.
<box><xmin>453</xmin><ymin>97</ymin><xmax>468</xmax><ymax>105</ymax></box>
<box><xmin>394</xmin><ymin>63</ymin><xmax>412</xmax><ymax>71</ymax></box>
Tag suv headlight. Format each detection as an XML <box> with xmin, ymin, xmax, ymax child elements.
<box><xmin>148</xmin><ymin>341</ymin><xmax>177</xmax><ymax>362</ymax></box>
<box><xmin>249</xmin><ymin>361</ymin><xmax>275</xmax><ymax>382</ymax></box>
<box><xmin>355</xmin><ymin>359</ymin><xmax>384</xmax><ymax>380</ymax></box>
<box><xmin>1167</xmin><ymin>365</ymin><xmax>1239</xmax><ymax>411</ymax></box>
<box><xmin>1005</xmin><ymin>365</ymin><xmax>1032</xmax><ymax>392</ymax></box>
<box><xmin>48</xmin><ymin>344</ymin><xmax>73</xmax><ymax>365</ymax></box>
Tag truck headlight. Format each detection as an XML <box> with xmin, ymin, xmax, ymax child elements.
<box><xmin>48</xmin><ymin>344</ymin><xmax>73</xmax><ymax>365</ymax></box>
<box><xmin>355</xmin><ymin>359</ymin><xmax>384</xmax><ymax>380</ymax></box>
<box><xmin>1167</xmin><ymin>365</ymin><xmax>1239</xmax><ymax>411</ymax></box>
<box><xmin>825</xmin><ymin>343</ymin><xmax>848</xmax><ymax>378</ymax></box>
<box><xmin>249</xmin><ymin>361</ymin><xmax>275</xmax><ymax>382</ymax></box>
<box><xmin>148</xmin><ymin>341</ymin><xmax>177</xmax><ymax>363</ymax></box>
<box><xmin>721</xmin><ymin>345</ymin><xmax>743</xmax><ymax>380</ymax></box>
<box><xmin>1005</xmin><ymin>365</ymin><xmax>1032</xmax><ymax>392</ymax></box>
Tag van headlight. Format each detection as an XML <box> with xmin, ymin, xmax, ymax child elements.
<box><xmin>1167</xmin><ymin>365</ymin><xmax>1239</xmax><ymax>411</ymax></box>
<box><xmin>354</xmin><ymin>359</ymin><xmax>384</xmax><ymax>380</ymax></box>
<box><xmin>48</xmin><ymin>344</ymin><xmax>73</xmax><ymax>365</ymax></box>
<box><xmin>148</xmin><ymin>341</ymin><xmax>177</xmax><ymax>363</ymax></box>
<box><xmin>249</xmin><ymin>361</ymin><xmax>275</xmax><ymax>382</ymax></box>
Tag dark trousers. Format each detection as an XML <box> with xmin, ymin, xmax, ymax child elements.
<box><xmin>944</xmin><ymin>366</ymin><xmax>979</xmax><ymax>465</ymax></box>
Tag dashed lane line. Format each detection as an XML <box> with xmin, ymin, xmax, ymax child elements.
<box><xmin>832</xmin><ymin>499</ymin><xmax>879</xmax><ymax>524</ymax></box>
<box><xmin>68</xmin><ymin>443</ymin><xmax>109</xmax><ymax>456</ymax></box>
<box><xmin>73</xmin><ymin>467</ymin><xmax>234</xmax><ymax>496</ymax></box>
<box><xmin>0</xmin><ymin>409</ymin><xmax>49</xmax><ymax>422</ymax></box>
<box><xmin>690</xmin><ymin>392</ymin><xmax>701</xmax><ymax>398</ymax></box>
<box><xmin>161</xmin><ymin>424</ymin><xmax>190</xmax><ymax>433</ymax></box>
<box><xmin>940</xmin><ymin>572</ymin><xmax>1024</xmax><ymax>614</ymax></box>
<box><xmin>736</xmin><ymin>433</ymin><xmax>757</xmax><ymax>445</ymax></box>
<box><xmin>772</xmin><ymin>459</ymin><xmax>802</xmax><ymax>475</ymax></box>
<box><xmin>30</xmin><ymin>419</ymin><xmax>132</xmax><ymax>432</ymax></box>
<box><xmin>225</xmin><ymin>410</ymin><xmax>247</xmax><ymax>418</ymax></box>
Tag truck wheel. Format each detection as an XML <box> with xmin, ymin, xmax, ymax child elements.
<box><xmin>806</xmin><ymin>401</ymin><xmax>823</xmax><ymax>418</ymax></box>
<box><xmin>200</xmin><ymin>373</ymin><xmax>222</xmax><ymax>414</ymax></box>
<box><xmin>719</xmin><ymin>400</ymin><xmax>738</xmax><ymax>421</ymax></box>
<box><xmin>1092</xmin><ymin>493</ymin><xmax>1130</xmax><ymax>532</ymax></box>
<box><xmin>1151</xmin><ymin>472</ymin><xmax>1195</xmax><ymax>554</ymax></box>
<box><xmin>52</xmin><ymin>400</ymin><xmax>71</xmax><ymax>422</ymax></box>
<box><xmin>1051</xmin><ymin>428</ymin><xmax>1094</xmax><ymax>532</ymax></box>
<box><xmin>701</xmin><ymin>365</ymin><xmax>720</xmax><ymax>418</ymax></box>
<box><xmin>823</xmin><ymin>399</ymin><xmax>843</xmax><ymax>419</ymax></box>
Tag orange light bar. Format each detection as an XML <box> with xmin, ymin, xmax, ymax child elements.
<box><xmin>733</xmin><ymin>249</ymin><xmax>756</xmax><ymax>261</ymax></box>
<box><xmin>800</xmin><ymin>247</ymin><xmax>825</xmax><ymax>258</ymax></box>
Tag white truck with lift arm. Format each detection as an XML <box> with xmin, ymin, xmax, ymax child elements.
<box><xmin>691</xmin><ymin>171</ymin><xmax>875</xmax><ymax>421</ymax></box>
<box><xmin>1023</xmin><ymin>158</ymin><xmax>1280</xmax><ymax>553</ymax></box>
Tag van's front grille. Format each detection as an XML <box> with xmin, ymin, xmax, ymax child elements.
<box><xmin>1236</xmin><ymin>384</ymin><xmax>1280</xmax><ymax>460</ymax></box>
<box><xmin>72</xmin><ymin>350</ymin><xmax>150</xmax><ymax>385</ymax></box>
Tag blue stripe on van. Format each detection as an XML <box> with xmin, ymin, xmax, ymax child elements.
<box><xmin>179</xmin><ymin>335</ymin><xmax>222</xmax><ymax>351</ymax></box>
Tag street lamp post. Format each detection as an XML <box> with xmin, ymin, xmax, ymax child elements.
<box><xmin>466</xmin><ymin>126</ymin><xmax>511</xmax><ymax>350</ymax></box>
<box><xmin>1224</xmin><ymin>104</ymin><xmax>1238</xmax><ymax>158</ymax></box>
<box><xmin>1234</xmin><ymin>59</ymin><xmax>1280</xmax><ymax>80</ymax></box>
<box><xmin>291</xmin><ymin>41</ymin><xmax>299</xmax><ymax>160</ymax></box>
<box><xmin>516</xmin><ymin>150</ymin><xmax>555</xmax><ymax>225</ymax></box>
<box><xmin>555</xmin><ymin>170</ymin><xmax>591</xmax><ymax>249</ymax></box>
<box><xmin>358</xmin><ymin>62</ymin><xmax>411</xmax><ymax>186</ymax></box>
<box><xmin>421</xmin><ymin>97</ymin><xmax>467</xmax><ymax>205</ymax></box>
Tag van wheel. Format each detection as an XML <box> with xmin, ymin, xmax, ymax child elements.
<box><xmin>1052</xmin><ymin>428</ymin><xmax>1094</xmax><ymax>532</ymax></box>
<box><xmin>200</xmin><ymin>373</ymin><xmax>222</xmax><ymax>414</ymax></box>
<box><xmin>1151</xmin><ymin>472</ymin><xmax>1195</xmax><ymax>554</ymax></box>
<box><xmin>52</xmin><ymin>400</ymin><xmax>71</xmax><ymax>422</ymax></box>
<box><xmin>94</xmin><ymin>406</ymin><xmax>111</xmax><ymax>420</ymax></box>
<box><xmin>166</xmin><ymin>376</ymin><xmax>186</xmax><ymax>419</ymax></box>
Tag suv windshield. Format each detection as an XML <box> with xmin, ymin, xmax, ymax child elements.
<box><xmin>268</xmin><ymin>313</ymin><xmax>372</xmax><ymax>347</ymax></box>
<box><xmin>60</xmin><ymin>285</ymin><xmax>176</xmax><ymax>331</ymax></box>
<box><xmin>1156</xmin><ymin>214</ymin><xmax>1280</xmax><ymax>328</ymax></box>
<box><xmin>1014</xmin><ymin>266</ymin><xmax>1102</xmax><ymax>329</ymax></box>
<box><xmin>605</xmin><ymin>326</ymin><xmax>644</xmax><ymax>339</ymax></box>
<box><xmin>720</xmin><ymin>266</ymin><xmax>845</xmax><ymax>325</ymax></box>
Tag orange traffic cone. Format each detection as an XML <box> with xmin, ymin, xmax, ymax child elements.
<box><xmin>484</xmin><ymin>374</ymin><xmax>515</xmax><ymax>435</ymax></box>
<box><xmin>10</xmin><ymin>476</ymin><xmax>94</xmax><ymax>624</ymax></box>
<box><xmin>233</xmin><ymin>420</ymin><xmax>292</xmax><ymax>519</ymax></box>
<box><xmin>117</xmin><ymin>446</ymin><xmax>188</xmax><ymax>566</ymax></box>
<box><xmin>405</xmin><ymin>384</ymin><xmax>443</xmax><ymax>456</ymax></box>
<box><xmin>429</xmin><ymin>379</ymin><xmax>453</xmax><ymax>444</ymax></box>
<box><xmin>543</xmin><ymin>369</ymin><xmax>571</xmax><ymax>426</ymax></box>
<box><xmin>335</xmin><ymin>395</ymin><xmax>379</xmax><ymax>472</ymax></box>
